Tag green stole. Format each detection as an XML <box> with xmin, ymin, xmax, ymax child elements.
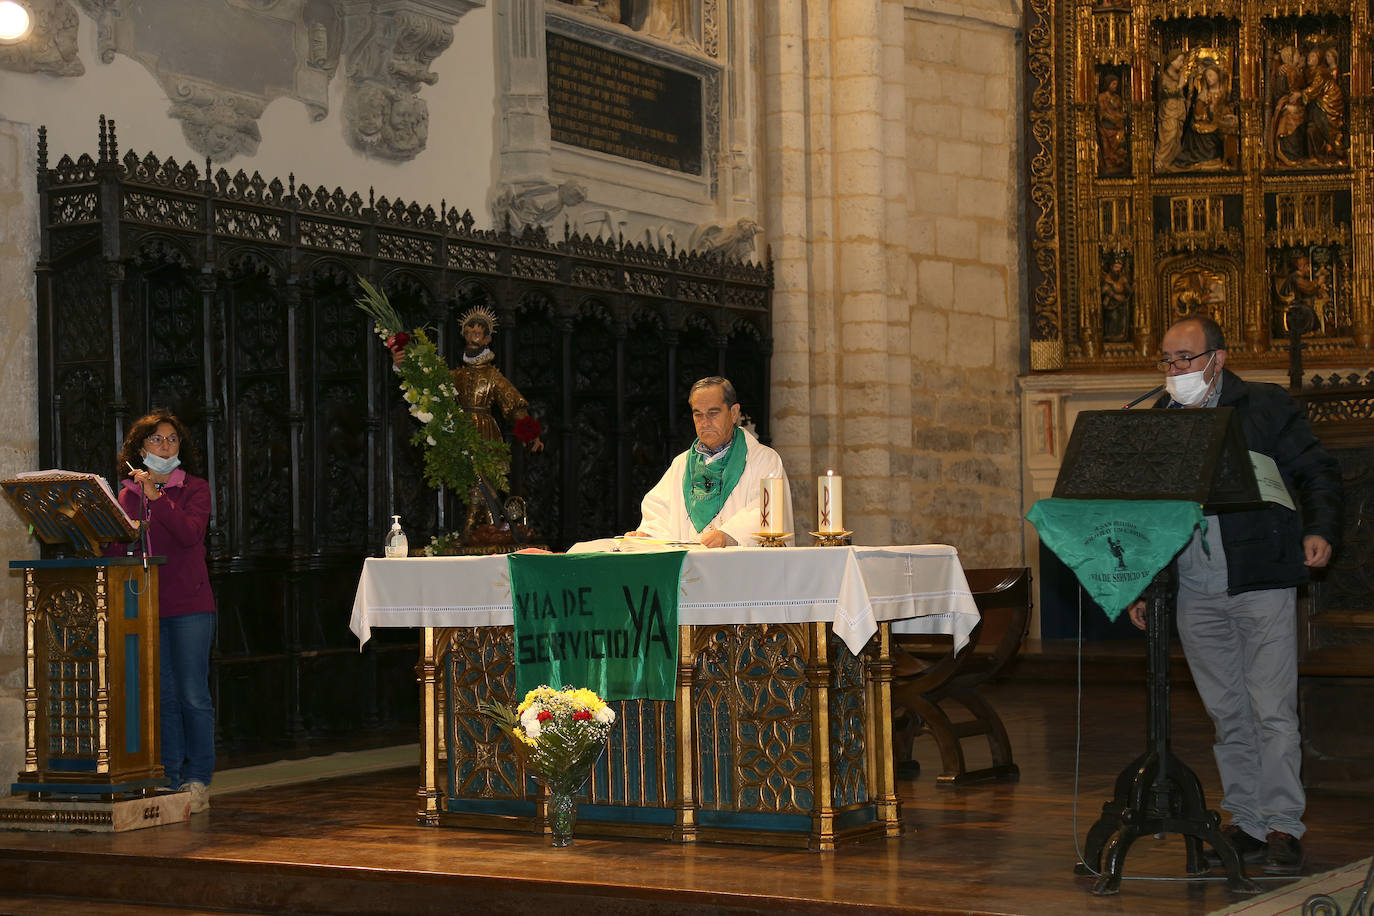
<box><xmin>683</xmin><ymin>427</ymin><xmax>748</xmax><ymax>533</ymax></box>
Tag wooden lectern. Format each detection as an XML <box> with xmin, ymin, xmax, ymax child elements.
<box><xmin>0</xmin><ymin>473</ymin><xmax>187</xmax><ymax>831</ymax></box>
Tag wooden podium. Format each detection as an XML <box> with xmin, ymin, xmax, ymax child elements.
<box><xmin>0</xmin><ymin>473</ymin><xmax>189</xmax><ymax>831</ymax></box>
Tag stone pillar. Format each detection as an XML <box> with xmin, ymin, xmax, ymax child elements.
<box><xmin>0</xmin><ymin>117</ymin><xmax>39</xmax><ymax>794</ymax></box>
<box><xmin>760</xmin><ymin>1</ymin><xmax>824</xmax><ymax>536</ymax></box>
<box><xmin>761</xmin><ymin>1</ymin><xmax>913</xmax><ymax>545</ymax></box>
<box><xmin>495</xmin><ymin>0</ymin><xmax>552</xmax><ymax>189</ymax></box>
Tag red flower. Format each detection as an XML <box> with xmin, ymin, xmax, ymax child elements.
<box><xmin>386</xmin><ymin>331</ymin><xmax>411</xmax><ymax>353</ymax></box>
<box><xmin>514</xmin><ymin>415</ymin><xmax>542</xmax><ymax>444</ymax></box>
<box><xmin>573</xmin><ymin>710</ymin><xmax>592</xmax><ymax>722</ymax></box>
<box><xmin>537</xmin><ymin>710</ymin><xmax>552</xmax><ymax>722</ymax></box>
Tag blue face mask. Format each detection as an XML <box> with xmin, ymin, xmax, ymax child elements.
<box><xmin>142</xmin><ymin>452</ymin><xmax>181</xmax><ymax>475</ymax></box>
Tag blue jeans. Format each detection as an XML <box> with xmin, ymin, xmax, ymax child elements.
<box><xmin>160</xmin><ymin>613</ymin><xmax>216</xmax><ymax>786</ymax></box>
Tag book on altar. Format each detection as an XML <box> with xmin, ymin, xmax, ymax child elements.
<box><xmin>568</xmin><ymin>536</ymin><xmax>703</xmax><ymax>554</ymax></box>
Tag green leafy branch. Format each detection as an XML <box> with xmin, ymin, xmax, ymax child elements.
<box><xmin>354</xmin><ymin>278</ymin><xmax>510</xmax><ymax>495</ymax></box>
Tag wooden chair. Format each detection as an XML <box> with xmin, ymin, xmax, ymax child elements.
<box><xmin>890</xmin><ymin>567</ymin><xmax>1032</xmax><ymax>786</ymax></box>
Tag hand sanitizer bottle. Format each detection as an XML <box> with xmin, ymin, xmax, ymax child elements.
<box><xmin>384</xmin><ymin>515</ymin><xmax>408</xmax><ymax>558</ymax></box>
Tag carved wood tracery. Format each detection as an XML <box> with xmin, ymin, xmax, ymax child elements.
<box><xmin>35</xmin><ymin>119</ymin><xmax>773</xmax><ymax>758</ymax></box>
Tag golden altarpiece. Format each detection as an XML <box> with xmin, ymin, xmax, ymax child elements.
<box><xmin>1026</xmin><ymin>0</ymin><xmax>1372</xmax><ymax>369</ymax></box>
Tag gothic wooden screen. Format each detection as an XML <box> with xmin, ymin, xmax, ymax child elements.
<box><xmin>34</xmin><ymin>119</ymin><xmax>773</xmax><ymax>761</ymax></box>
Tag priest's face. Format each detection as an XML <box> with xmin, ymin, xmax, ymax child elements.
<box><xmin>690</xmin><ymin>385</ymin><xmax>741</xmax><ymax>451</ymax></box>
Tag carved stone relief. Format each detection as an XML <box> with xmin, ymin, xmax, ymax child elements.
<box><xmin>69</xmin><ymin>0</ymin><xmax>483</xmax><ymax>163</ymax></box>
<box><xmin>689</xmin><ymin>217</ymin><xmax>760</xmax><ymax>261</ymax></box>
<box><xmin>0</xmin><ymin>0</ymin><xmax>83</xmax><ymax>76</ymax></box>
<box><xmin>491</xmin><ymin>179</ymin><xmax>588</xmax><ymax>230</ymax></box>
<box><xmin>78</xmin><ymin>0</ymin><xmax>342</xmax><ymax>161</ymax></box>
<box><xmin>340</xmin><ymin>4</ymin><xmax>461</xmax><ymax>160</ymax></box>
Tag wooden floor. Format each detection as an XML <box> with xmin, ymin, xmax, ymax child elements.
<box><xmin>0</xmin><ymin>672</ymin><xmax>1371</xmax><ymax>916</ymax></box>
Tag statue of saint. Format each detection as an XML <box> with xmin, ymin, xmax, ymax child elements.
<box><xmin>392</xmin><ymin>305</ymin><xmax>544</xmax><ymax>539</ymax></box>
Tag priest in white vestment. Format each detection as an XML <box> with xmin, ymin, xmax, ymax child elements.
<box><xmin>628</xmin><ymin>377</ymin><xmax>794</xmax><ymax>547</ymax></box>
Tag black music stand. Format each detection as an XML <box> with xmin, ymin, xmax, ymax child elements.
<box><xmin>1054</xmin><ymin>408</ymin><xmax>1265</xmax><ymax>896</ymax></box>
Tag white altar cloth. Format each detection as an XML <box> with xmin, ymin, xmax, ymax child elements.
<box><xmin>349</xmin><ymin>544</ymin><xmax>980</xmax><ymax>656</ymax></box>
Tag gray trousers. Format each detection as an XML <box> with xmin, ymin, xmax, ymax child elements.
<box><xmin>1175</xmin><ymin>524</ymin><xmax>1304</xmax><ymax>839</ymax></box>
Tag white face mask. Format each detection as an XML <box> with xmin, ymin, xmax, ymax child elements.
<box><xmin>1165</xmin><ymin>354</ymin><xmax>1216</xmax><ymax>406</ymax></box>
<box><xmin>142</xmin><ymin>452</ymin><xmax>181</xmax><ymax>475</ymax></box>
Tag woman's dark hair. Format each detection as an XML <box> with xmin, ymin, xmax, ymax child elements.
<box><xmin>118</xmin><ymin>409</ymin><xmax>200</xmax><ymax>475</ymax></box>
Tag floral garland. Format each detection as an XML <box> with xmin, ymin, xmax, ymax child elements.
<box><xmin>481</xmin><ymin>685</ymin><xmax>616</xmax><ymax>792</ymax></box>
<box><xmin>353</xmin><ymin>277</ymin><xmax>510</xmax><ymax>496</ymax></box>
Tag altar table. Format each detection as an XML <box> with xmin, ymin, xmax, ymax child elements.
<box><xmin>349</xmin><ymin>545</ymin><xmax>980</xmax><ymax>850</ymax></box>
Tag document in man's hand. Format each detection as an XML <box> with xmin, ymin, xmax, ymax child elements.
<box><xmin>1248</xmin><ymin>452</ymin><xmax>1296</xmax><ymax>511</ymax></box>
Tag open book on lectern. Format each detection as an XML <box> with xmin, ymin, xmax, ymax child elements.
<box><xmin>2</xmin><ymin>469</ymin><xmax>139</xmax><ymax>556</ymax></box>
<box><xmin>1053</xmin><ymin>407</ymin><xmax>1290</xmax><ymax>513</ymax></box>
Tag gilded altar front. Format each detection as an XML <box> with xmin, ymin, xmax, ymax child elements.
<box><xmin>417</xmin><ymin>622</ymin><xmax>901</xmax><ymax>850</ymax></box>
<box><xmin>1026</xmin><ymin>0</ymin><xmax>1374</xmax><ymax>371</ymax></box>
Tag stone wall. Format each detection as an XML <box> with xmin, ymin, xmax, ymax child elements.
<box><xmin>903</xmin><ymin>0</ymin><xmax>1024</xmax><ymax>569</ymax></box>
<box><xmin>0</xmin><ymin>117</ymin><xmax>39</xmax><ymax>794</ymax></box>
<box><xmin>765</xmin><ymin>0</ymin><xmax>1025</xmax><ymax>573</ymax></box>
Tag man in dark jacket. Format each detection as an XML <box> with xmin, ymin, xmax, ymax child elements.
<box><xmin>1128</xmin><ymin>316</ymin><xmax>1342</xmax><ymax>876</ymax></box>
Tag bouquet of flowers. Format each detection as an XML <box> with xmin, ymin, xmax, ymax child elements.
<box><xmin>481</xmin><ymin>685</ymin><xmax>616</xmax><ymax>845</ymax></box>
<box><xmin>353</xmin><ymin>277</ymin><xmax>510</xmax><ymax>495</ymax></box>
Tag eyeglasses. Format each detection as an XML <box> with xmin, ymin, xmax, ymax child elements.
<box><xmin>145</xmin><ymin>434</ymin><xmax>180</xmax><ymax>446</ymax></box>
<box><xmin>1155</xmin><ymin>350</ymin><xmax>1216</xmax><ymax>372</ymax></box>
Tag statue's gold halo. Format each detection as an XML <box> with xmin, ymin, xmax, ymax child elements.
<box><xmin>458</xmin><ymin>305</ymin><xmax>499</xmax><ymax>333</ymax></box>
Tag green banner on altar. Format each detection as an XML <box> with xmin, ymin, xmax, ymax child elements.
<box><xmin>508</xmin><ymin>551</ymin><xmax>686</xmax><ymax>701</ymax></box>
<box><xmin>1026</xmin><ymin>499</ymin><xmax>1205</xmax><ymax>621</ymax></box>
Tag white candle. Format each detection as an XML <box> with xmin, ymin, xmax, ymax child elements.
<box><xmin>760</xmin><ymin>477</ymin><xmax>785</xmax><ymax>535</ymax></box>
<box><xmin>818</xmin><ymin>470</ymin><xmax>843</xmax><ymax>533</ymax></box>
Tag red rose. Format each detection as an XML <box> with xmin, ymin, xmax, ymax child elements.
<box><xmin>386</xmin><ymin>331</ymin><xmax>411</xmax><ymax>353</ymax></box>
<box><xmin>537</xmin><ymin>710</ymin><xmax>552</xmax><ymax>722</ymax></box>
<box><xmin>514</xmin><ymin>415</ymin><xmax>542</xmax><ymax>444</ymax></box>
<box><xmin>573</xmin><ymin>710</ymin><xmax>592</xmax><ymax>722</ymax></box>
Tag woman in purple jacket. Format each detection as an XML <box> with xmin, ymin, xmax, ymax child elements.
<box><xmin>117</xmin><ymin>410</ymin><xmax>216</xmax><ymax>814</ymax></box>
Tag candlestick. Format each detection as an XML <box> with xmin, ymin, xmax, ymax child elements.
<box><xmin>759</xmin><ymin>476</ymin><xmax>786</xmax><ymax>535</ymax></box>
<box><xmin>818</xmin><ymin>469</ymin><xmax>843</xmax><ymax>533</ymax></box>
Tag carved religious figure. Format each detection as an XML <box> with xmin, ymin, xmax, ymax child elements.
<box><xmin>1170</xmin><ymin>266</ymin><xmax>1227</xmax><ymax>322</ymax></box>
<box><xmin>1099</xmin><ymin>253</ymin><xmax>1133</xmax><ymax>342</ymax></box>
<box><xmin>392</xmin><ymin>305</ymin><xmax>544</xmax><ymax>540</ymax></box>
<box><xmin>1156</xmin><ymin>50</ymin><xmax>1238</xmax><ymax>172</ymax></box>
<box><xmin>1301</xmin><ymin>48</ymin><xmax>1346</xmax><ymax>165</ymax></box>
<box><xmin>1096</xmin><ymin>72</ymin><xmax>1129</xmax><ymax>175</ymax></box>
<box><xmin>1266</xmin><ymin>41</ymin><xmax>1348</xmax><ymax>168</ymax></box>
<box><xmin>1154</xmin><ymin>52</ymin><xmax>1188</xmax><ymax>171</ymax></box>
<box><xmin>644</xmin><ymin>0</ymin><xmax>698</xmax><ymax>46</ymax></box>
<box><xmin>1273</xmin><ymin>249</ymin><xmax>1333</xmax><ymax>337</ymax></box>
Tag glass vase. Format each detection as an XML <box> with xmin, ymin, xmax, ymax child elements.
<box><xmin>546</xmin><ymin>782</ymin><xmax>579</xmax><ymax>847</ymax></box>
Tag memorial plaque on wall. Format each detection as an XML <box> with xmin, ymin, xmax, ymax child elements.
<box><xmin>546</xmin><ymin>32</ymin><xmax>703</xmax><ymax>175</ymax></box>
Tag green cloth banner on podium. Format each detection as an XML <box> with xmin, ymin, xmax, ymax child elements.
<box><xmin>1026</xmin><ymin>499</ymin><xmax>1205</xmax><ymax>621</ymax></box>
<box><xmin>508</xmin><ymin>550</ymin><xmax>686</xmax><ymax>701</ymax></box>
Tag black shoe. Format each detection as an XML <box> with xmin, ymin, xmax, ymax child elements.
<box><xmin>1205</xmin><ymin>824</ymin><xmax>1268</xmax><ymax>868</ymax></box>
<box><xmin>1264</xmin><ymin>831</ymin><xmax>1304</xmax><ymax>875</ymax></box>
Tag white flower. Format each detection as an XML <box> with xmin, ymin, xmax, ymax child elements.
<box><xmin>523</xmin><ymin>718</ymin><xmax>542</xmax><ymax>740</ymax></box>
<box><xmin>594</xmin><ymin>706</ymin><xmax>615</xmax><ymax>725</ymax></box>
<box><xmin>415</xmin><ymin>410</ymin><xmax>434</xmax><ymax>424</ymax></box>
<box><xmin>426</xmin><ymin>435</ymin><xmax>437</xmax><ymax>446</ymax></box>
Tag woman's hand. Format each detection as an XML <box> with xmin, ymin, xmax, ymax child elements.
<box><xmin>129</xmin><ymin>468</ymin><xmax>161</xmax><ymax>501</ymax></box>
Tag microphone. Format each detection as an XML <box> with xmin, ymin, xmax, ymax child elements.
<box><xmin>1122</xmin><ymin>384</ymin><xmax>1164</xmax><ymax>409</ymax></box>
